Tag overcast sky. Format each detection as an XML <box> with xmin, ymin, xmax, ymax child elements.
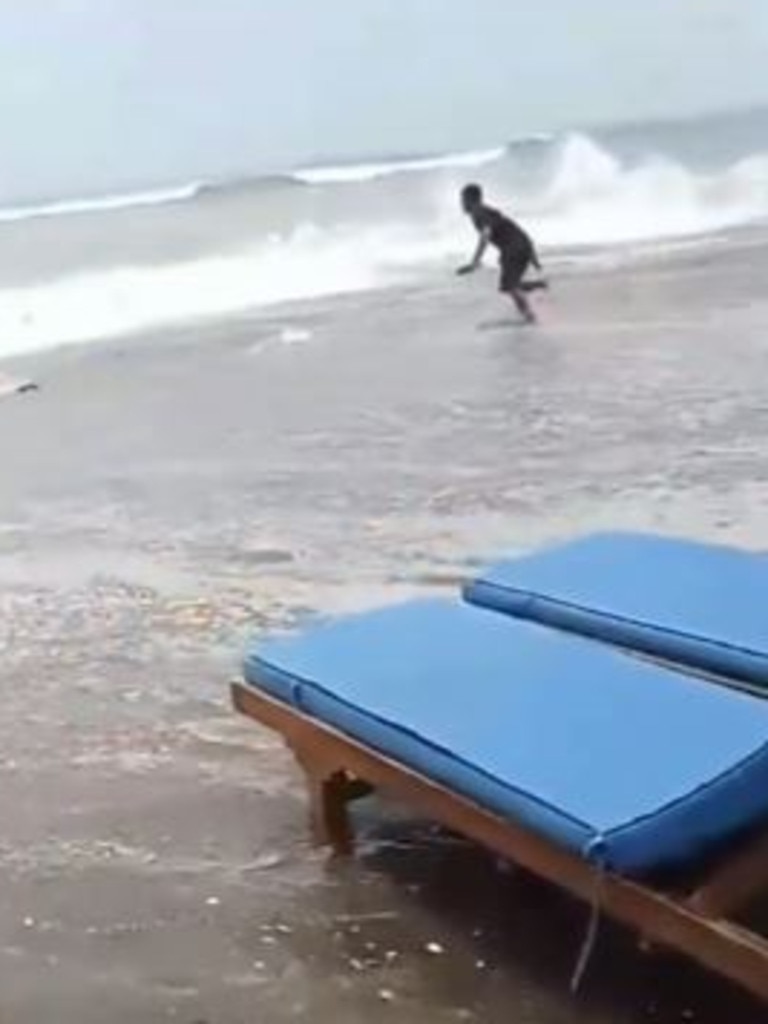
<box><xmin>0</xmin><ymin>0</ymin><xmax>767</xmax><ymax>199</ymax></box>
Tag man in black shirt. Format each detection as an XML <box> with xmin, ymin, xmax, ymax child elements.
<box><xmin>457</xmin><ymin>183</ymin><xmax>546</xmax><ymax>324</ymax></box>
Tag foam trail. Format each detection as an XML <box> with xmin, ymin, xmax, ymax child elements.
<box><xmin>0</xmin><ymin>227</ymin><xmax>409</xmax><ymax>357</ymax></box>
<box><xmin>294</xmin><ymin>146</ymin><xmax>507</xmax><ymax>184</ymax></box>
<box><xmin>0</xmin><ymin>182</ymin><xmax>204</xmax><ymax>224</ymax></box>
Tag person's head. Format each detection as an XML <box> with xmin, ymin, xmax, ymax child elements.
<box><xmin>461</xmin><ymin>183</ymin><xmax>483</xmax><ymax>214</ymax></box>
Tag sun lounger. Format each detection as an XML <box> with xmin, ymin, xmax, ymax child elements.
<box><xmin>232</xmin><ymin>599</ymin><xmax>768</xmax><ymax>1000</ymax></box>
<box><xmin>464</xmin><ymin>532</ymin><xmax>768</xmax><ymax>694</ymax></box>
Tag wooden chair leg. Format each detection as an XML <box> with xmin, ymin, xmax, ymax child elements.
<box><xmin>303</xmin><ymin>765</ymin><xmax>358</xmax><ymax>851</ymax></box>
<box><xmin>687</xmin><ymin>830</ymin><xmax>768</xmax><ymax>917</ymax></box>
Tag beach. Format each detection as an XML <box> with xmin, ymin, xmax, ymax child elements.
<box><xmin>1</xmin><ymin>223</ymin><xmax>767</xmax><ymax>1022</ymax></box>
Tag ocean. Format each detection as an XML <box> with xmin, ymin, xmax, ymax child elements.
<box><xmin>1</xmin><ymin>106</ymin><xmax>767</xmax><ymax>356</ymax></box>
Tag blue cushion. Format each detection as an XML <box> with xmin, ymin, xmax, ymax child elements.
<box><xmin>243</xmin><ymin>600</ymin><xmax>768</xmax><ymax>876</ymax></box>
<box><xmin>465</xmin><ymin>533</ymin><xmax>768</xmax><ymax>692</ymax></box>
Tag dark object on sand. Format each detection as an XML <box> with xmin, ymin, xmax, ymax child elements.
<box><xmin>233</xmin><ymin>532</ymin><xmax>768</xmax><ymax>1004</ymax></box>
<box><xmin>0</xmin><ymin>375</ymin><xmax>39</xmax><ymax>397</ymax></box>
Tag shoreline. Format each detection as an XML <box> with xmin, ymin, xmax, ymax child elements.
<box><xmin>1</xmin><ymin>214</ymin><xmax>764</xmax><ymax>373</ymax></box>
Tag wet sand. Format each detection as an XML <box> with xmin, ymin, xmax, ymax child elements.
<box><xmin>1</xmin><ymin>234</ymin><xmax>768</xmax><ymax>1022</ymax></box>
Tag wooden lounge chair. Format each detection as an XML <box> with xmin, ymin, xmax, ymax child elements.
<box><xmin>232</xmin><ymin>599</ymin><xmax>768</xmax><ymax>1002</ymax></box>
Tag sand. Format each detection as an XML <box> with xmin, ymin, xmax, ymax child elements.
<box><xmin>0</xmin><ymin>233</ymin><xmax>767</xmax><ymax>1022</ymax></box>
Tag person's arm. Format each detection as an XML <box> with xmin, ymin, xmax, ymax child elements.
<box><xmin>457</xmin><ymin>227</ymin><xmax>491</xmax><ymax>275</ymax></box>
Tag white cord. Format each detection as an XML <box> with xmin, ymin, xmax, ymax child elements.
<box><xmin>570</xmin><ymin>860</ymin><xmax>606</xmax><ymax>994</ymax></box>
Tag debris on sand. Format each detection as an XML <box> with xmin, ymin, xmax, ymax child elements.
<box><xmin>0</xmin><ymin>375</ymin><xmax>38</xmax><ymax>397</ymax></box>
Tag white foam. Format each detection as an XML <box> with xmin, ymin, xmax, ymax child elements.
<box><xmin>0</xmin><ymin>182</ymin><xmax>204</xmax><ymax>224</ymax></box>
<box><xmin>278</xmin><ymin>326</ymin><xmax>313</xmax><ymax>345</ymax></box>
<box><xmin>523</xmin><ymin>134</ymin><xmax>768</xmax><ymax>246</ymax></box>
<box><xmin>294</xmin><ymin>147</ymin><xmax>507</xmax><ymax>185</ymax></box>
<box><xmin>0</xmin><ymin>225</ymin><xmax>416</xmax><ymax>356</ymax></box>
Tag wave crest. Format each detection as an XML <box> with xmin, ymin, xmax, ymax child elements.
<box><xmin>0</xmin><ymin>182</ymin><xmax>205</xmax><ymax>224</ymax></box>
<box><xmin>292</xmin><ymin>146</ymin><xmax>508</xmax><ymax>185</ymax></box>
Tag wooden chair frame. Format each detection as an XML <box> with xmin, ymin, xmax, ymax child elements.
<box><xmin>232</xmin><ymin>681</ymin><xmax>768</xmax><ymax>1003</ymax></box>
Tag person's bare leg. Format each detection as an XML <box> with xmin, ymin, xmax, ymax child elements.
<box><xmin>510</xmin><ymin>288</ymin><xmax>536</xmax><ymax>324</ymax></box>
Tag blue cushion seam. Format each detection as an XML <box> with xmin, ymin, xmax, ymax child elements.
<box><xmin>468</xmin><ymin>581</ymin><xmax>768</xmax><ymax>665</ymax></box>
<box><xmin>603</xmin><ymin>738</ymin><xmax>768</xmax><ymax>846</ymax></box>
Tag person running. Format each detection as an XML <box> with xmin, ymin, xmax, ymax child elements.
<box><xmin>457</xmin><ymin>183</ymin><xmax>547</xmax><ymax>324</ymax></box>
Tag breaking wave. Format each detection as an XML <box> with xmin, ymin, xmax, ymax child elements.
<box><xmin>2</xmin><ymin>129</ymin><xmax>767</xmax><ymax>355</ymax></box>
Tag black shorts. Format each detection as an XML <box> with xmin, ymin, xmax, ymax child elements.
<box><xmin>498</xmin><ymin>242</ymin><xmax>533</xmax><ymax>293</ymax></box>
